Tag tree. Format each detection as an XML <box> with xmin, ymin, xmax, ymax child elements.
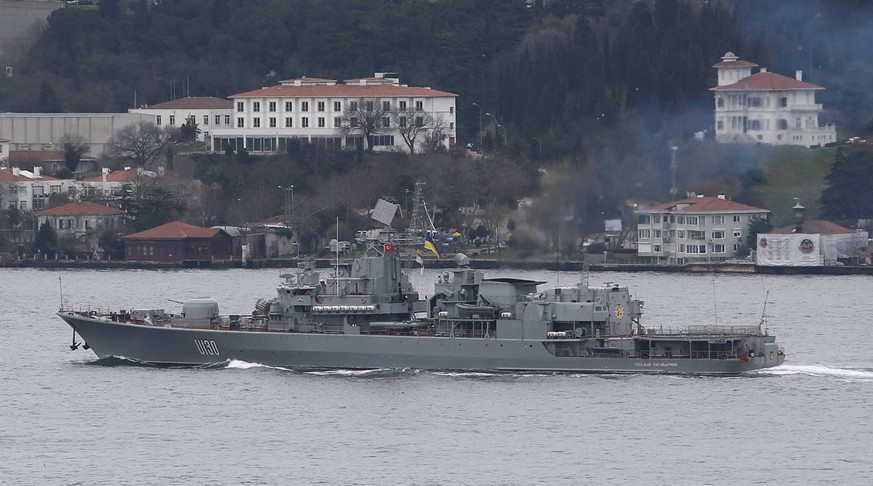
<box><xmin>340</xmin><ymin>98</ymin><xmax>387</xmax><ymax>151</ymax></box>
<box><xmin>178</xmin><ymin>118</ymin><xmax>200</xmax><ymax>142</ymax></box>
<box><xmin>746</xmin><ymin>216</ymin><xmax>773</xmax><ymax>250</ymax></box>
<box><xmin>820</xmin><ymin>147</ymin><xmax>873</xmax><ymax>222</ymax></box>
<box><xmin>392</xmin><ymin>108</ymin><xmax>436</xmax><ymax>154</ymax></box>
<box><xmin>61</xmin><ymin>133</ymin><xmax>89</xmax><ymax>173</ymax></box>
<box><xmin>35</xmin><ymin>221</ymin><xmax>58</xmax><ymax>257</ymax></box>
<box><xmin>108</xmin><ymin>121</ymin><xmax>170</xmax><ymax>167</ymax></box>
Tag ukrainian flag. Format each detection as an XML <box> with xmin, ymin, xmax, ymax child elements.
<box><xmin>424</xmin><ymin>234</ymin><xmax>441</xmax><ymax>258</ymax></box>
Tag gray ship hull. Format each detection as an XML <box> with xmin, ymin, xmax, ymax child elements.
<box><xmin>60</xmin><ymin>313</ymin><xmax>783</xmax><ymax>374</ymax></box>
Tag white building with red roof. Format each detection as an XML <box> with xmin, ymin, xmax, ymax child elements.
<box><xmin>35</xmin><ymin>202</ymin><xmax>125</xmax><ymax>256</ymax></box>
<box><xmin>210</xmin><ymin>73</ymin><xmax>457</xmax><ymax>154</ymax></box>
<box><xmin>0</xmin><ymin>166</ymin><xmax>75</xmax><ymax>211</ymax></box>
<box><xmin>711</xmin><ymin>51</ymin><xmax>836</xmax><ymax>147</ymax></box>
<box><xmin>635</xmin><ymin>194</ymin><xmax>770</xmax><ymax>264</ymax></box>
<box><xmin>129</xmin><ymin>96</ymin><xmax>233</xmax><ymax>144</ymax></box>
<box><xmin>78</xmin><ymin>167</ymin><xmax>154</xmax><ymax>200</ymax></box>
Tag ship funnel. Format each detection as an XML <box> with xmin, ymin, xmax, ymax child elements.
<box><xmin>454</xmin><ymin>253</ymin><xmax>470</xmax><ymax>267</ymax></box>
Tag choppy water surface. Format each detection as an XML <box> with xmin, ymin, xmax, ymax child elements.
<box><xmin>1</xmin><ymin>267</ymin><xmax>872</xmax><ymax>485</ymax></box>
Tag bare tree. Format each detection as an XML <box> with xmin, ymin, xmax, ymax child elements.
<box><xmin>422</xmin><ymin>116</ymin><xmax>450</xmax><ymax>153</ymax></box>
<box><xmin>339</xmin><ymin>98</ymin><xmax>387</xmax><ymax>151</ymax></box>
<box><xmin>392</xmin><ymin>108</ymin><xmax>442</xmax><ymax>154</ymax></box>
<box><xmin>108</xmin><ymin>121</ymin><xmax>170</xmax><ymax>167</ymax></box>
<box><xmin>61</xmin><ymin>133</ymin><xmax>89</xmax><ymax>173</ymax></box>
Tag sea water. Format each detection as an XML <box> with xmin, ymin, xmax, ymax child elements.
<box><xmin>1</xmin><ymin>267</ymin><xmax>871</xmax><ymax>485</ymax></box>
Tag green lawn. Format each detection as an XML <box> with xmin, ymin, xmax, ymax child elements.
<box><xmin>753</xmin><ymin>146</ymin><xmax>836</xmax><ymax>227</ymax></box>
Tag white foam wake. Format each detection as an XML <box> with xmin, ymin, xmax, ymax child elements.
<box><xmin>760</xmin><ymin>364</ymin><xmax>873</xmax><ymax>381</ymax></box>
<box><xmin>224</xmin><ymin>359</ymin><xmax>285</xmax><ymax>371</ymax></box>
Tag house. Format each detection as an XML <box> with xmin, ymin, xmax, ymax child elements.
<box><xmin>0</xmin><ymin>166</ymin><xmax>76</xmax><ymax>211</ymax></box>
<box><xmin>210</xmin><ymin>73</ymin><xmax>457</xmax><ymax>154</ymax></box>
<box><xmin>123</xmin><ymin>221</ymin><xmax>233</xmax><ymax>262</ymax></box>
<box><xmin>0</xmin><ymin>112</ymin><xmax>155</xmax><ymax>156</ymax></box>
<box><xmin>129</xmin><ymin>96</ymin><xmax>233</xmax><ymax>146</ymax></box>
<box><xmin>711</xmin><ymin>51</ymin><xmax>836</xmax><ymax>147</ymax></box>
<box><xmin>756</xmin><ymin>201</ymin><xmax>868</xmax><ymax>266</ymax></box>
<box><xmin>35</xmin><ymin>202</ymin><xmax>125</xmax><ymax>257</ymax></box>
<box><xmin>635</xmin><ymin>194</ymin><xmax>770</xmax><ymax>264</ymax></box>
<box><xmin>78</xmin><ymin>167</ymin><xmax>154</xmax><ymax>200</ymax></box>
<box><xmin>6</xmin><ymin>150</ymin><xmax>98</xmax><ymax>174</ymax></box>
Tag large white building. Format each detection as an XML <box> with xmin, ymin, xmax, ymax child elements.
<box><xmin>211</xmin><ymin>73</ymin><xmax>457</xmax><ymax>154</ymax></box>
<box><xmin>0</xmin><ymin>112</ymin><xmax>155</xmax><ymax>157</ymax></box>
<box><xmin>0</xmin><ymin>166</ymin><xmax>75</xmax><ymax>211</ymax></box>
<box><xmin>635</xmin><ymin>195</ymin><xmax>770</xmax><ymax>264</ymax></box>
<box><xmin>129</xmin><ymin>96</ymin><xmax>233</xmax><ymax>145</ymax></box>
<box><xmin>711</xmin><ymin>51</ymin><xmax>836</xmax><ymax>148</ymax></box>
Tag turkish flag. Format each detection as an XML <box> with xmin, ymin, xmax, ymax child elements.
<box><xmin>384</xmin><ymin>244</ymin><xmax>396</xmax><ymax>252</ymax></box>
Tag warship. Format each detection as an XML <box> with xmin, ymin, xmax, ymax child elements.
<box><xmin>58</xmin><ymin>242</ymin><xmax>785</xmax><ymax>374</ymax></box>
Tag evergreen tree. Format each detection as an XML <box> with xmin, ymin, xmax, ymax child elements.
<box><xmin>820</xmin><ymin>148</ymin><xmax>873</xmax><ymax>221</ymax></box>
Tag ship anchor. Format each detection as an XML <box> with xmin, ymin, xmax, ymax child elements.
<box><xmin>70</xmin><ymin>329</ymin><xmax>81</xmax><ymax>351</ymax></box>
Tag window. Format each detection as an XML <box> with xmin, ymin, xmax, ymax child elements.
<box><xmin>679</xmin><ymin>244</ymin><xmax>686</xmax><ymax>252</ymax></box>
<box><xmin>350</xmin><ymin>101</ymin><xmax>358</xmax><ymax>111</ymax></box>
<box><xmin>334</xmin><ymin>101</ymin><xmax>341</xmax><ymax>112</ymax></box>
<box><xmin>301</xmin><ymin>101</ymin><xmax>309</xmax><ymax>112</ymax></box>
<box><xmin>713</xmin><ymin>244</ymin><xmax>726</xmax><ymax>253</ymax></box>
<box><xmin>654</xmin><ymin>245</ymin><xmax>662</xmax><ymax>253</ymax></box>
<box><xmin>366</xmin><ymin>101</ymin><xmax>374</xmax><ymax>112</ymax></box>
<box><xmin>653</xmin><ymin>229</ymin><xmax>661</xmax><ymax>238</ymax></box>
<box><xmin>350</xmin><ymin>117</ymin><xmax>358</xmax><ymax>127</ymax></box>
<box><xmin>301</xmin><ymin>117</ymin><xmax>309</xmax><ymax>128</ymax></box>
<box><xmin>253</xmin><ymin>118</ymin><xmax>261</xmax><ymax>128</ymax></box>
<box><xmin>677</xmin><ymin>230</ymin><xmax>685</xmax><ymax>239</ymax></box>
<box><xmin>748</xmin><ymin>97</ymin><xmax>762</xmax><ymax>107</ymax></box>
<box><xmin>237</xmin><ymin>117</ymin><xmax>244</xmax><ymax>128</ymax></box>
<box><xmin>688</xmin><ymin>230</ymin><xmax>706</xmax><ymax>240</ymax></box>
<box><xmin>733</xmin><ymin>215</ymin><xmax>742</xmax><ymax>222</ymax></box>
<box><xmin>334</xmin><ymin>117</ymin><xmax>341</xmax><ymax>128</ymax></box>
<box><xmin>733</xmin><ymin>230</ymin><xmax>743</xmax><ymax>238</ymax></box>
<box><xmin>203</xmin><ymin>115</ymin><xmax>209</xmax><ymax>125</ymax></box>
<box><xmin>717</xmin><ymin>97</ymin><xmax>724</xmax><ymax>108</ymax></box>
<box><xmin>780</xmin><ymin>97</ymin><xmax>788</xmax><ymax>107</ymax></box>
<box><xmin>253</xmin><ymin>102</ymin><xmax>261</xmax><ymax>112</ymax></box>
<box><xmin>285</xmin><ymin>101</ymin><xmax>293</xmax><ymax>111</ymax></box>
<box><xmin>368</xmin><ymin>134</ymin><xmax>395</xmax><ymax>146</ymax></box>
<box><xmin>638</xmin><ymin>229</ymin><xmax>651</xmax><ymax>239</ymax></box>
<box><xmin>215</xmin><ymin>115</ymin><xmax>221</xmax><ymax>125</ymax></box>
<box><xmin>317</xmin><ymin>117</ymin><xmax>325</xmax><ymax>128</ymax></box>
<box><xmin>733</xmin><ymin>244</ymin><xmax>739</xmax><ymax>251</ymax></box>
<box><xmin>450</xmin><ymin>106</ymin><xmax>454</xmax><ymax>114</ymax></box>
<box><xmin>717</xmin><ymin>120</ymin><xmax>724</xmax><ymax>130</ymax></box>
<box><xmin>399</xmin><ymin>101</ymin><xmax>407</xmax><ymax>110</ymax></box>
<box><xmin>156</xmin><ymin>115</ymin><xmax>162</xmax><ymax>125</ymax></box>
<box><xmin>317</xmin><ymin>101</ymin><xmax>325</xmax><ymax>112</ymax></box>
<box><xmin>285</xmin><ymin>117</ymin><xmax>293</xmax><ymax>128</ymax></box>
<box><xmin>415</xmin><ymin>116</ymin><xmax>423</xmax><ymax>127</ymax></box>
<box><xmin>382</xmin><ymin>117</ymin><xmax>390</xmax><ymax>128</ymax></box>
<box><xmin>749</xmin><ymin>120</ymin><xmax>761</xmax><ymax>130</ymax></box>
<box><xmin>415</xmin><ymin>100</ymin><xmax>423</xmax><ymax>111</ymax></box>
<box><xmin>224</xmin><ymin>115</ymin><xmax>231</xmax><ymax>125</ymax></box>
<box><xmin>712</xmin><ymin>230</ymin><xmax>725</xmax><ymax>239</ymax></box>
<box><xmin>638</xmin><ymin>215</ymin><xmax>650</xmax><ymax>224</ymax></box>
<box><xmin>269</xmin><ymin>101</ymin><xmax>276</xmax><ymax>112</ymax></box>
<box><xmin>383</xmin><ymin>101</ymin><xmax>390</xmax><ymax>112</ymax></box>
<box><xmin>269</xmin><ymin>117</ymin><xmax>276</xmax><ymax>128</ymax></box>
<box><xmin>399</xmin><ymin>116</ymin><xmax>407</xmax><ymax>128</ymax></box>
<box><xmin>662</xmin><ymin>215</ymin><xmax>669</xmax><ymax>223</ymax></box>
<box><xmin>686</xmin><ymin>216</ymin><xmax>698</xmax><ymax>225</ymax></box>
<box><xmin>711</xmin><ymin>215</ymin><xmax>725</xmax><ymax>224</ymax></box>
<box><xmin>169</xmin><ymin>115</ymin><xmax>175</xmax><ymax>125</ymax></box>
<box><xmin>237</xmin><ymin>101</ymin><xmax>244</xmax><ymax>112</ymax></box>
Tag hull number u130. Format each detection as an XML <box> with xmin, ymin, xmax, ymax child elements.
<box><xmin>194</xmin><ymin>339</ymin><xmax>221</xmax><ymax>356</ymax></box>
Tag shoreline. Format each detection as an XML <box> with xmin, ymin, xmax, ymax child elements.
<box><xmin>3</xmin><ymin>258</ymin><xmax>873</xmax><ymax>275</ymax></box>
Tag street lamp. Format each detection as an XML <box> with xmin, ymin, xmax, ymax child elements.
<box><xmin>472</xmin><ymin>102</ymin><xmax>482</xmax><ymax>150</ymax></box>
<box><xmin>485</xmin><ymin>112</ymin><xmax>505</xmax><ymax>147</ymax></box>
<box><xmin>278</xmin><ymin>185</ymin><xmax>294</xmax><ymax>225</ymax></box>
<box><xmin>404</xmin><ymin>188</ymin><xmax>410</xmax><ymax>215</ymax></box>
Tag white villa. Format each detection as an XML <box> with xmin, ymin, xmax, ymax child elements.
<box><xmin>635</xmin><ymin>194</ymin><xmax>770</xmax><ymax>264</ymax></box>
<box><xmin>210</xmin><ymin>73</ymin><xmax>457</xmax><ymax>153</ymax></box>
<box><xmin>129</xmin><ymin>96</ymin><xmax>233</xmax><ymax>145</ymax></box>
<box><xmin>711</xmin><ymin>51</ymin><xmax>836</xmax><ymax>148</ymax></box>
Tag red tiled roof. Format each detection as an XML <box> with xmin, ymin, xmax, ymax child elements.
<box><xmin>231</xmin><ymin>83</ymin><xmax>457</xmax><ymax>99</ymax></box>
<box><xmin>712</xmin><ymin>59</ymin><xmax>758</xmax><ymax>69</ymax></box>
<box><xmin>0</xmin><ymin>167</ymin><xmax>61</xmax><ymax>182</ymax></box>
<box><xmin>771</xmin><ymin>220</ymin><xmax>853</xmax><ymax>234</ymax></box>
<box><xmin>711</xmin><ymin>72</ymin><xmax>822</xmax><ymax>91</ymax></box>
<box><xmin>143</xmin><ymin>96</ymin><xmax>232</xmax><ymax>110</ymax></box>
<box><xmin>35</xmin><ymin>202</ymin><xmax>123</xmax><ymax>217</ymax></box>
<box><xmin>124</xmin><ymin>221</ymin><xmax>222</xmax><ymax>240</ymax></box>
<box><xmin>81</xmin><ymin>167</ymin><xmax>140</xmax><ymax>183</ymax></box>
<box><xmin>646</xmin><ymin>196</ymin><xmax>767</xmax><ymax>213</ymax></box>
